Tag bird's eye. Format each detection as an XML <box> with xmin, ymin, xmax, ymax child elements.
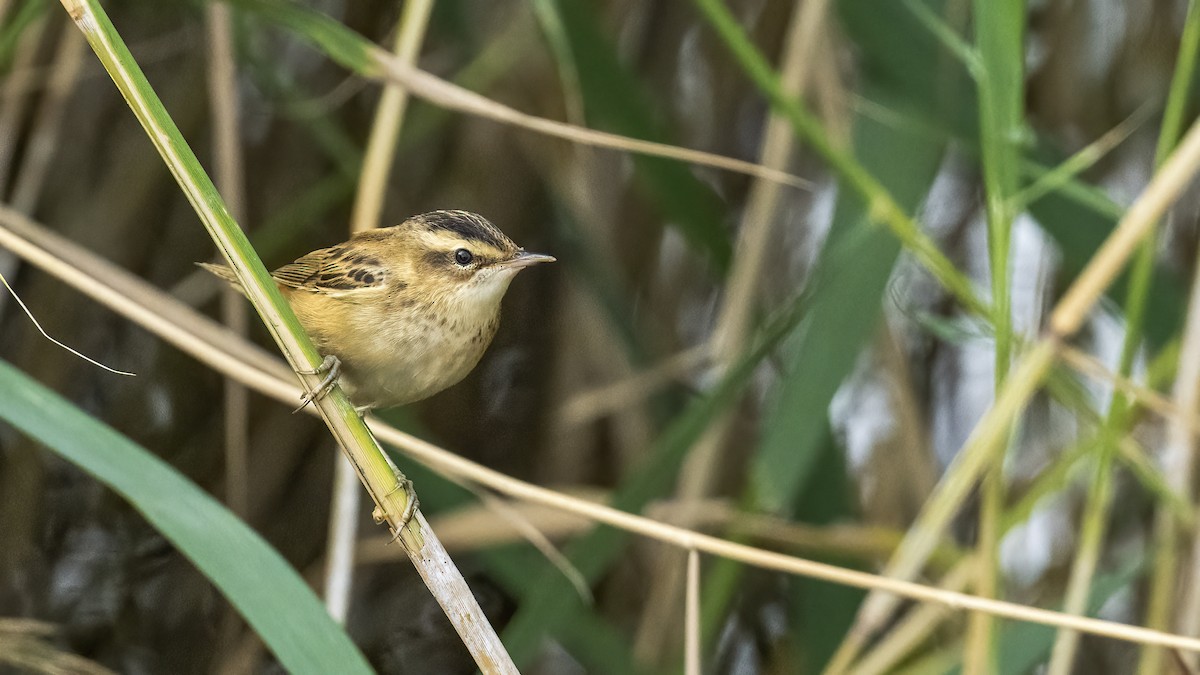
<box><xmin>454</xmin><ymin>249</ymin><xmax>474</xmax><ymax>266</ymax></box>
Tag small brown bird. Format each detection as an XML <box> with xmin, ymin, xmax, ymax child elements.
<box><xmin>202</xmin><ymin>210</ymin><xmax>554</xmax><ymax>411</ymax></box>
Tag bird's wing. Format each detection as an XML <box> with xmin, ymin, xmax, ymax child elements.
<box><xmin>272</xmin><ymin>245</ymin><xmax>389</xmax><ymax>299</ymax></box>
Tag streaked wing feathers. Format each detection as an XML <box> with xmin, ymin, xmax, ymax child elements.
<box><xmin>272</xmin><ymin>245</ymin><xmax>388</xmax><ymax>297</ymax></box>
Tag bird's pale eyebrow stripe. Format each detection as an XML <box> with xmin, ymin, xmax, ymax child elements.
<box><xmin>421</xmin><ymin>211</ymin><xmax>510</xmax><ymax>250</ymax></box>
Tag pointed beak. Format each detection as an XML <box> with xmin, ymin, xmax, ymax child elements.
<box><xmin>499</xmin><ymin>251</ymin><xmax>556</xmax><ymax>270</ymax></box>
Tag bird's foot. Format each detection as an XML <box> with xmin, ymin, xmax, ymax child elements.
<box><xmin>397</xmin><ymin>478</ymin><xmax>419</xmax><ymax>531</ymax></box>
<box><xmin>374</xmin><ymin>477</ymin><xmax>420</xmax><ymax>540</ymax></box>
<box><xmin>293</xmin><ymin>354</ymin><xmax>341</xmax><ymax>413</ymax></box>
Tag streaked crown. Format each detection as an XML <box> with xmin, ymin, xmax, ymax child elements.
<box><xmin>416</xmin><ymin>210</ymin><xmax>517</xmax><ymax>254</ymax></box>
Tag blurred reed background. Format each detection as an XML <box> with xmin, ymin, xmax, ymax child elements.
<box><xmin>1</xmin><ymin>0</ymin><xmax>1199</xmax><ymax>673</ymax></box>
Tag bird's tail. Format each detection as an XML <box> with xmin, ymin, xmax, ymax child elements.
<box><xmin>197</xmin><ymin>262</ymin><xmax>249</xmax><ymax>298</ymax></box>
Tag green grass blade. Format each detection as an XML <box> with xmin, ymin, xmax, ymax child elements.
<box><xmin>788</xmin><ymin>435</ymin><xmax>866</xmax><ymax>671</ymax></box>
<box><xmin>751</xmin><ymin>99</ymin><xmax>945</xmax><ymax>511</ymax></box>
<box><xmin>0</xmin><ymin>360</ymin><xmax>372</xmax><ymax>674</ymax></box>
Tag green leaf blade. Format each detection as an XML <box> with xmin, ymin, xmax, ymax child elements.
<box><xmin>0</xmin><ymin>360</ymin><xmax>372</xmax><ymax>675</ymax></box>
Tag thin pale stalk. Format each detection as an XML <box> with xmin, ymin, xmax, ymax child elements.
<box><xmin>1049</xmin><ymin>228</ymin><xmax>1155</xmax><ymax>673</ymax></box>
<box><xmin>57</xmin><ymin>2</ymin><xmax>515</xmax><ymax>671</ymax></box>
<box><xmin>205</xmin><ymin>1</ymin><xmax>250</xmax><ymax>520</ymax></box>
<box><xmin>0</xmin><ymin>22</ymin><xmax>84</xmax><ymax>323</ymax></box>
<box><xmin>233</xmin><ymin>0</ymin><xmax>811</xmax><ymax>189</ymax></box>
<box><xmin>324</xmin><ymin>454</ymin><xmax>361</xmax><ymax>624</ymax></box>
<box><xmin>634</xmin><ymin>0</ymin><xmax>825</xmax><ymax>661</ymax></box>
<box><xmin>1046</xmin><ymin>434</ymin><xmax>1120</xmax><ymax>673</ymax></box>
<box><xmin>0</xmin><ymin>4</ymin><xmax>42</xmax><ymax>318</ymax></box>
<box><xmin>852</xmin><ymin>559</ymin><xmax>976</xmax><ymax>675</ymax></box>
<box><xmin>558</xmin><ymin>345</ymin><xmax>709</xmax><ymax>428</ymax></box>
<box><xmin>1047</xmin><ymin>121</ymin><xmax>1200</xmax><ymax>335</ymax></box>
<box><xmin>358</xmin><ymin>498</ymin><xmax>965</xmax><ymax>566</ymax></box>
<box><xmin>1061</xmin><ymin>345</ymin><xmax>1200</xmax><ymax>436</ymax></box>
<box><xmin>8</xmin><ymin>207</ymin><xmax>1200</xmax><ymax>657</ymax></box>
<box><xmin>204</xmin><ymin>4</ymin><xmax>253</xmax><ymax>664</ymax></box>
<box><xmin>9</xmin><ymin>29</ymin><xmax>86</xmax><ymax>213</ymax></box>
<box><xmin>685</xmin><ymin>548</ymin><xmax>701</xmax><ymax>675</ymax></box>
<box><xmin>1013</xmin><ymin>104</ymin><xmax>1153</xmax><ymax>209</ymax></box>
<box><xmin>527</xmin><ymin>0</ymin><xmax>584</xmax><ymax>126</ymax></box>
<box><xmin>347</xmin><ymin>0</ymin><xmax>433</xmax><ymax>233</ymax></box>
<box><xmin>0</xmin><ymin>12</ymin><xmax>44</xmax><ymax>194</ymax></box>
<box><xmin>851</xmin><ymin>435</ymin><xmax>1097</xmax><ymax>675</ymax></box>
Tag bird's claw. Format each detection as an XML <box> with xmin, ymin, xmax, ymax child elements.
<box><xmin>395</xmin><ymin>478</ymin><xmax>419</xmax><ymax>534</ymax></box>
<box><xmin>374</xmin><ymin>478</ymin><xmax>419</xmax><ymax>541</ymax></box>
<box><xmin>293</xmin><ymin>354</ymin><xmax>341</xmax><ymax>413</ymax></box>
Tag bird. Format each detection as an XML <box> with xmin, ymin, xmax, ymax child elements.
<box><xmin>201</xmin><ymin>210</ymin><xmax>554</xmax><ymax>412</ymax></box>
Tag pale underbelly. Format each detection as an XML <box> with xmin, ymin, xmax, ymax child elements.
<box><xmin>325</xmin><ymin>326</ymin><xmax>491</xmax><ymax>409</ymax></box>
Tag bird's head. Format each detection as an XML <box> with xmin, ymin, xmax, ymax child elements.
<box><xmin>388</xmin><ymin>210</ymin><xmax>554</xmax><ymax>310</ymax></box>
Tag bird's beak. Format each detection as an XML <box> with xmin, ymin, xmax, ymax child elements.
<box><xmin>499</xmin><ymin>251</ymin><xmax>556</xmax><ymax>269</ymax></box>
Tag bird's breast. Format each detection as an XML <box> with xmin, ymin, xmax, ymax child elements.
<box><xmin>349</xmin><ymin>299</ymin><xmax>500</xmax><ymax>408</ymax></box>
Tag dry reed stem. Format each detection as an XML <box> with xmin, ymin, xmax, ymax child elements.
<box><xmin>0</xmin><ymin>618</ymin><xmax>117</xmax><ymax>675</ymax></box>
<box><xmin>358</xmin><ymin>496</ymin><xmax>964</xmax><ymax>569</ymax></box>
<box><xmin>9</xmin><ymin>30</ymin><xmax>87</xmax><ymax>214</ymax></box>
<box><xmin>1048</xmin><ymin>119</ymin><xmax>1200</xmax><ymax>336</ymax></box>
<box><xmin>323</xmin><ymin>451</ymin><xmax>360</xmax><ymax>625</ymax></box>
<box><xmin>7</xmin><ymin>207</ymin><xmax>1200</xmax><ymax>656</ymax></box>
<box><xmin>1060</xmin><ymin>345</ymin><xmax>1200</xmax><ymax>437</ymax></box>
<box><xmin>636</xmin><ymin>1</ymin><xmax>829</xmax><ymax>659</ymax></box>
<box><xmin>200</xmin><ymin>12</ymin><xmax>257</xmax><ymax>658</ymax></box>
<box><xmin>348</xmin><ymin>0</ymin><xmax>433</xmax><ymax>234</ymax></box>
<box><xmin>0</xmin><ymin>14</ymin><xmax>46</xmax><ymax>194</ymax></box>
<box><xmin>852</xmin><ymin>559</ymin><xmax>976</xmax><ymax>675</ymax></box>
<box><xmin>685</xmin><ymin>548</ymin><xmax>701</xmax><ymax>675</ymax></box>
<box><xmin>204</xmin><ymin>1</ymin><xmax>251</xmax><ymax>522</ymax></box>
<box><xmin>365</xmin><ymin>50</ymin><xmax>813</xmax><ymax>190</ymax></box>
<box><xmin>557</xmin><ymin>344</ymin><xmax>710</xmax><ymax>428</ymax></box>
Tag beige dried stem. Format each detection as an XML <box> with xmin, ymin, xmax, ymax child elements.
<box><xmin>8</xmin><ymin>205</ymin><xmax>1200</xmax><ymax>657</ymax></box>
<box><xmin>635</xmin><ymin>0</ymin><xmax>829</xmax><ymax>662</ymax></box>
<box><xmin>0</xmin><ymin>13</ymin><xmax>46</xmax><ymax>194</ymax></box>
<box><xmin>202</xmin><ymin>6</ymin><xmax>256</xmax><ymax>667</ymax></box>
<box><xmin>363</xmin><ymin>43</ymin><xmax>812</xmax><ymax>190</ymax></box>
<box><xmin>10</xmin><ymin>29</ymin><xmax>87</xmax><ymax>214</ymax></box>
<box><xmin>204</xmin><ymin>1</ymin><xmax>250</xmax><ymax>520</ymax></box>
<box><xmin>348</xmin><ymin>0</ymin><xmax>433</xmax><ymax>234</ymax></box>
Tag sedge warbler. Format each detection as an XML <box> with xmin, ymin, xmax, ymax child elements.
<box><xmin>202</xmin><ymin>210</ymin><xmax>554</xmax><ymax>411</ymax></box>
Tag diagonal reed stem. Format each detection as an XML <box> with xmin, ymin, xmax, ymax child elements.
<box><xmin>8</xmin><ymin>203</ymin><xmax>1200</xmax><ymax>656</ymax></box>
<box><xmin>57</xmin><ymin>1</ymin><xmax>516</xmax><ymax>671</ymax></box>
